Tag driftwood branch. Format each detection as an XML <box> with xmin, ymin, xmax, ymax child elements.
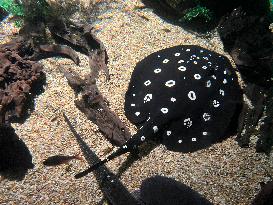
<box><xmin>53</xmin><ymin>22</ymin><xmax>131</xmax><ymax>146</ymax></box>
<box><xmin>64</xmin><ymin>70</ymin><xmax>131</xmax><ymax>146</ymax></box>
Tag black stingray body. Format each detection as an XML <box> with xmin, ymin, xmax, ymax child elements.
<box><xmin>75</xmin><ymin>45</ymin><xmax>243</xmax><ymax>178</ymax></box>
<box><xmin>124</xmin><ymin>45</ymin><xmax>242</xmax><ymax>152</ymax></box>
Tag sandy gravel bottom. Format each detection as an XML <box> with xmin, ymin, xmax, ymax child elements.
<box><xmin>1</xmin><ymin>0</ymin><xmax>272</xmax><ymax>204</ymax></box>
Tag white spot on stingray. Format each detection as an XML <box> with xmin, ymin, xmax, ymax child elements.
<box><xmin>165</xmin><ymin>80</ymin><xmax>176</xmax><ymax>87</ymax></box>
<box><xmin>178</xmin><ymin>140</ymin><xmax>182</xmax><ymax>143</ymax></box>
<box><xmin>144</xmin><ymin>94</ymin><xmax>153</xmax><ymax>103</ymax></box>
<box><xmin>208</xmin><ymin>62</ymin><xmax>212</xmax><ymax>65</ymax></box>
<box><xmin>197</xmin><ymin>56</ymin><xmax>200</xmax><ymax>59</ymax></box>
<box><xmin>231</xmin><ymin>78</ymin><xmax>234</xmax><ymax>81</ymax></box>
<box><xmin>203</xmin><ymin>57</ymin><xmax>208</xmax><ymax>60</ymax></box>
<box><xmin>178</xmin><ymin>60</ymin><xmax>184</xmax><ymax>63</ymax></box>
<box><xmin>212</xmin><ymin>75</ymin><xmax>216</xmax><ymax>79</ymax></box>
<box><xmin>203</xmin><ymin>113</ymin><xmax>211</xmax><ymax>121</ymax></box>
<box><xmin>184</xmin><ymin>77</ymin><xmax>186</xmax><ymax>79</ymax></box>
<box><xmin>206</xmin><ymin>80</ymin><xmax>211</xmax><ymax>87</ymax></box>
<box><xmin>223</xmin><ymin>79</ymin><xmax>227</xmax><ymax>84</ymax></box>
<box><xmin>200</xmin><ymin>50</ymin><xmax>204</xmax><ymax>53</ymax></box>
<box><xmin>224</xmin><ymin>70</ymin><xmax>227</xmax><ymax>74</ymax></box>
<box><xmin>219</xmin><ymin>89</ymin><xmax>225</xmax><ymax>96</ymax></box>
<box><xmin>174</xmin><ymin>53</ymin><xmax>180</xmax><ymax>56</ymax></box>
<box><xmin>192</xmin><ymin>138</ymin><xmax>196</xmax><ymax>141</ymax></box>
<box><xmin>192</xmin><ymin>54</ymin><xmax>196</xmax><ymax>58</ymax></box>
<box><xmin>135</xmin><ymin>112</ymin><xmax>140</xmax><ymax>116</ymax></box>
<box><xmin>193</xmin><ymin>61</ymin><xmax>197</xmax><ymax>64</ymax></box>
<box><xmin>186</xmin><ymin>49</ymin><xmax>190</xmax><ymax>52</ymax></box>
<box><xmin>178</xmin><ymin>66</ymin><xmax>186</xmax><ymax>71</ymax></box>
<box><xmin>161</xmin><ymin>108</ymin><xmax>168</xmax><ymax>114</ymax></box>
<box><xmin>154</xmin><ymin>68</ymin><xmax>161</xmax><ymax>73</ymax></box>
<box><xmin>133</xmin><ymin>94</ymin><xmax>136</xmax><ymax>96</ymax></box>
<box><xmin>141</xmin><ymin>136</ymin><xmax>145</xmax><ymax>141</ymax></box>
<box><xmin>202</xmin><ymin>66</ymin><xmax>207</xmax><ymax>70</ymax></box>
<box><xmin>163</xmin><ymin>59</ymin><xmax>169</xmax><ymax>63</ymax></box>
<box><xmin>203</xmin><ymin>132</ymin><xmax>208</xmax><ymax>135</ymax></box>
<box><xmin>213</xmin><ymin>100</ymin><xmax>220</xmax><ymax>107</ymax></box>
<box><xmin>147</xmin><ymin>116</ymin><xmax>150</xmax><ymax>121</ymax></box>
<box><xmin>167</xmin><ymin>131</ymin><xmax>171</xmax><ymax>136</ymax></box>
<box><xmin>157</xmin><ymin>55</ymin><xmax>160</xmax><ymax>58</ymax></box>
<box><xmin>194</xmin><ymin>74</ymin><xmax>201</xmax><ymax>80</ymax></box>
<box><xmin>144</xmin><ymin>80</ymin><xmax>151</xmax><ymax>86</ymax></box>
<box><xmin>123</xmin><ymin>145</ymin><xmax>127</xmax><ymax>149</ymax></box>
<box><xmin>188</xmin><ymin>91</ymin><xmax>197</xmax><ymax>100</ymax></box>
<box><xmin>184</xmin><ymin>118</ymin><xmax>192</xmax><ymax>128</ymax></box>
<box><xmin>131</xmin><ymin>104</ymin><xmax>135</xmax><ymax>106</ymax></box>
<box><xmin>153</xmin><ymin>126</ymin><xmax>159</xmax><ymax>133</ymax></box>
<box><xmin>170</xmin><ymin>97</ymin><xmax>176</xmax><ymax>102</ymax></box>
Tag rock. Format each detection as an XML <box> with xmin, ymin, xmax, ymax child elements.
<box><xmin>256</xmin><ymin>87</ymin><xmax>273</xmax><ymax>154</ymax></box>
<box><xmin>0</xmin><ymin>39</ymin><xmax>46</xmax><ymax>124</ymax></box>
<box><xmin>252</xmin><ymin>181</ymin><xmax>273</xmax><ymax>205</ymax></box>
<box><xmin>218</xmin><ymin>7</ymin><xmax>273</xmax><ymax>88</ymax></box>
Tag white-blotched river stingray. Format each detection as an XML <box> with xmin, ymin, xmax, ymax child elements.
<box><xmin>75</xmin><ymin>45</ymin><xmax>243</xmax><ymax>178</ymax></box>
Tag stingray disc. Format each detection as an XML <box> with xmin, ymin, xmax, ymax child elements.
<box><xmin>124</xmin><ymin>45</ymin><xmax>242</xmax><ymax>152</ymax></box>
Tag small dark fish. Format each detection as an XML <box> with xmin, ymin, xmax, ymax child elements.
<box><xmin>43</xmin><ymin>153</ymin><xmax>83</xmax><ymax>166</ymax></box>
<box><xmin>138</xmin><ymin>13</ymin><xmax>150</xmax><ymax>21</ymax></box>
<box><xmin>50</xmin><ymin>116</ymin><xmax>58</xmax><ymax>122</ymax></box>
<box><xmin>162</xmin><ymin>28</ymin><xmax>171</xmax><ymax>33</ymax></box>
<box><xmin>133</xmin><ymin>5</ymin><xmax>147</xmax><ymax>10</ymax></box>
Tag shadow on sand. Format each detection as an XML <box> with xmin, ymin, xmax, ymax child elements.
<box><xmin>63</xmin><ymin>114</ymin><xmax>139</xmax><ymax>205</ymax></box>
<box><xmin>0</xmin><ymin>124</ymin><xmax>33</xmax><ymax>181</ymax></box>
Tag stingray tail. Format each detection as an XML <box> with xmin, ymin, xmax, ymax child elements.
<box><xmin>72</xmin><ymin>111</ymin><xmax>169</xmax><ymax>179</ymax></box>
<box><xmin>75</xmin><ymin>147</ymin><xmax>128</xmax><ymax>179</ymax></box>
<box><xmin>63</xmin><ymin>112</ymin><xmax>130</xmax><ymax>178</ymax></box>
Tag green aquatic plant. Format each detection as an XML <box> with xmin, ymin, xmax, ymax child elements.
<box><xmin>269</xmin><ymin>0</ymin><xmax>273</xmax><ymax>23</ymax></box>
<box><xmin>22</xmin><ymin>0</ymin><xmax>86</xmax><ymax>24</ymax></box>
<box><xmin>22</xmin><ymin>0</ymin><xmax>50</xmax><ymax>23</ymax></box>
<box><xmin>182</xmin><ymin>5</ymin><xmax>212</xmax><ymax>22</ymax></box>
<box><xmin>0</xmin><ymin>0</ymin><xmax>24</xmax><ymax>17</ymax></box>
<box><xmin>152</xmin><ymin>0</ymin><xmax>213</xmax><ymax>22</ymax></box>
<box><xmin>0</xmin><ymin>0</ymin><xmax>24</xmax><ymax>26</ymax></box>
